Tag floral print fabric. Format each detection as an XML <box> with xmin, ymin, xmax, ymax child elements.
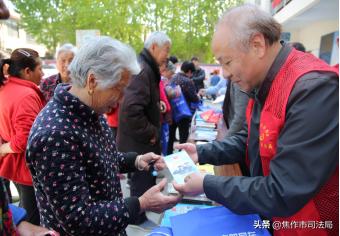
<box><xmin>27</xmin><ymin>84</ymin><xmax>135</xmax><ymax>236</ymax></box>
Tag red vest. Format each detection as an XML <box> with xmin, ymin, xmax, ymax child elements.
<box><xmin>246</xmin><ymin>49</ymin><xmax>339</xmax><ymax>236</ymax></box>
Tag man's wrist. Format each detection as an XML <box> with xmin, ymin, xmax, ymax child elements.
<box><xmin>138</xmin><ymin>196</ymin><xmax>146</xmax><ymax>213</ymax></box>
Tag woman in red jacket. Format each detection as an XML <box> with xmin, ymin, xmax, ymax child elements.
<box><xmin>0</xmin><ymin>48</ymin><xmax>45</xmax><ymax>225</ymax></box>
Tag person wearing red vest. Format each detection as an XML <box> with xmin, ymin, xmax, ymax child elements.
<box><xmin>173</xmin><ymin>4</ymin><xmax>338</xmax><ymax>236</ymax></box>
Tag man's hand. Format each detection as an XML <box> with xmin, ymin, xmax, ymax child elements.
<box><xmin>135</xmin><ymin>152</ymin><xmax>165</xmax><ymax>171</ymax></box>
<box><xmin>17</xmin><ymin>221</ymin><xmax>59</xmax><ymax>236</ymax></box>
<box><xmin>139</xmin><ymin>179</ymin><xmax>182</xmax><ymax>213</ymax></box>
<box><xmin>174</xmin><ymin>143</ymin><xmax>198</xmax><ymax>163</ymax></box>
<box><xmin>172</xmin><ymin>172</ymin><xmax>206</xmax><ymax>196</ymax></box>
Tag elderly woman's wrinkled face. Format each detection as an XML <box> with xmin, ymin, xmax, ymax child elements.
<box><xmin>56</xmin><ymin>51</ymin><xmax>74</xmax><ymax>83</ymax></box>
<box><xmin>93</xmin><ymin>72</ymin><xmax>130</xmax><ymax>114</ymax></box>
<box><xmin>163</xmin><ymin>69</ymin><xmax>174</xmax><ymax>80</ymax></box>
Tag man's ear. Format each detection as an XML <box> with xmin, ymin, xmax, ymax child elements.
<box><xmin>249</xmin><ymin>33</ymin><xmax>266</xmax><ymax>58</ymax></box>
<box><xmin>150</xmin><ymin>43</ymin><xmax>159</xmax><ymax>54</ymax></box>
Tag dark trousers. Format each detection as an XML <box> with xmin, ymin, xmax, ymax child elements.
<box><xmin>1</xmin><ymin>178</ymin><xmax>12</xmax><ymax>203</ymax></box>
<box><xmin>167</xmin><ymin>117</ymin><xmax>192</xmax><ymax>155</ymax></box>
<box><xmin>14</xmin><ymin>183</ymin><xmax>40</xmax><ymax>225</ymax></box>
<box><xmin>130</xmin><ymin>171</ymin><xmax>156</xmax><ymax>224</ymax></box>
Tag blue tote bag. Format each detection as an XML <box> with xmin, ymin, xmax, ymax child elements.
<box><xmin>165</xmin><ymin>84</ymin><xmax>192</xmax><ymax>123</ymax></box>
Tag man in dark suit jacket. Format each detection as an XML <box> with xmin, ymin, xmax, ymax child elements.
<box><xmin>117</xmin><ymin>31</ymin><xmax>171</xmax><ymax>224</ymax></box>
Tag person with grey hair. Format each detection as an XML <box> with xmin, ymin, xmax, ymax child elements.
<box><xmin>165</xmin><ymin>61</ymin><xmax>176</xmax><ymax>76</ymax></box>
<box><xmin>174</xmin><ymin>4</ymin><xmax>338</xmax><ymax>236</ymax></box>
<box><xmin>161</xmin><ymin>60</ymin><xmax>176</xmax><ymax>86</ymax></box>
<box><xmin>40</xmin><ymin>43</ymin><xmax>77</xmax><ymax>101</ymax></box>
<box><xmin>26</xmin><ymin>36</ymin><xmax>181</xmax><ymax>236</ymax></box>
<box><xmin>159</xmin><ymin>60</ymin><xmax>175</xmax><ymax>155</ymax></box>
<box><xmin>117</xmin><ymin>31</ymin><xmax>171</xmax><ymax>226</ymax></box>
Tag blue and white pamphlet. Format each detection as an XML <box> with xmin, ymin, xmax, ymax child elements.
<box><xmin>163</xmin><ymin>151</ymin><xmax>199</xmax><ymax>184</ymax></box>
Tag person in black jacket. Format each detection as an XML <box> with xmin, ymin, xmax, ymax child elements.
<box><xmin>117</xmin><ymin>31</ymin><xmax>171</xmax><ymax>225</ymax></box>
<box><xmin>191</xmin><ymin>56</ymin><xmax>206</xmax><ymax>92</ymax></box>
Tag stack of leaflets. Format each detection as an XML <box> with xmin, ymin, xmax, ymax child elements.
<box><xmin>192</xmin><ymin>111</ymin><xmax>218</xmax><ymax>141</ymax></box>
<box><xmin>193</xmin><ymin>129</ymin><xmax>217</xmax><ymax>141</ymax></box>
<box><xmin>199</xmin><ymin>110</ymin><xmax>222</xmax><ymax>124</ymax></box>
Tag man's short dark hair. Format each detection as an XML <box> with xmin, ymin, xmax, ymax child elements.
<box><xmin>169</xmin><ymin>55</ymin><xmax>178</xmax><ymax>64</ymax></box>
<box><xmin>289</xmin><ymin>42</ymin><xmax>306</xmax><ymax>52</ymax></box>
<box><xmin>191</xmin><ymin>56</ymin><xmax>199</xmax><ymax>62</ymax></box>
<box><xmin>181</xmin><ymin>61</ymin><xmax>195</xmax><ymax>73</ymax></box>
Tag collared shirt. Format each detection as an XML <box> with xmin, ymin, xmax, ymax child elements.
<box><xmin>198</xmin><ymin>43</ymin><xmax>338</xmax><ymax>218</ymax></box>
<box><xmin>26</xmin><ymin>84</ymin><xmax>139</xmax><ymax>236</ymax></box>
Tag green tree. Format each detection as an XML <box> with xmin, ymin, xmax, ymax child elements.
<box><xmin>12</xmin><ymin>0</ymin><xmax>243</xmax><ymax>62</ymax></box>
<box><xmin>13</xmin><ymin>0</ymin><xmax>67</xmax><ymax>51</ymax></box>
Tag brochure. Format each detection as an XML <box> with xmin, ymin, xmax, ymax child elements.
<box><xmin>163</xmin><ymin>151</ymin><xmax>199</xmax><ymax>184</ymax></box>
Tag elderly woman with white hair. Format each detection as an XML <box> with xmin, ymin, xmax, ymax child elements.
<box><xmin>40</xmin><ymin>43</ymin><xmax>77</xmax><ymax>101</ymax></box>
<box><xmin>26</xmin><ymin>36</ymin><xmax>181</xmax><ymax>236</ymax></box>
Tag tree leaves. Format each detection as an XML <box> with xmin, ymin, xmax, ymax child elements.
<box><xmin>12</xmin><ymin>0</ymin><xmax>243</xmax><ymax>62</ymax></box>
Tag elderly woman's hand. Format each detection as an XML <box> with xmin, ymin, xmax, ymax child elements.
<box><xmin>135</xmin><ymin>152</ymin><xmax>166</xmax><ymax>171</ymax></box>
<box><xmin>139</xmin><ymin>179</ymin><xmax>182</xmax><ymax>214</ymax></box>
